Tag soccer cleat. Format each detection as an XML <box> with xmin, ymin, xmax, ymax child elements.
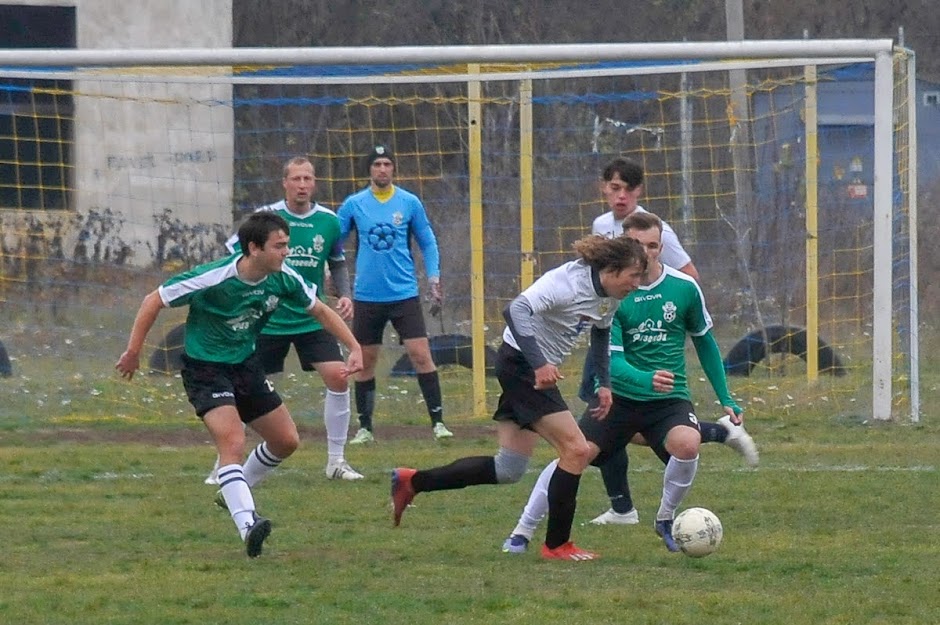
<box><xmin>432</xmin><ymin>422</ymin><xmax>454</xmax><ymax>439</ymax></box>
<box><xmin>501</xmin><ymin>534</ymin><xmax>530</xmax><ymax>554</ymax></box>
<box><xmin>325</xmin><ymin>458</ymin><xmax>365</xmax><ymax>481</ymax></box>
<box><xmin>204</xmin><ymin>456</ymin><xmax>220</xmax><ymax>485</ymax></box>
<box><xmin>213</xmin><ymin>489</ymin><xmax>227</xmax><ymax>511</ymax></box>
<box><xmin>655</xmin><ymin>519</ymin><xmax>681</xmax><ymax>553</ymax></box>
<box><xmin>540</xmin><ymin>541</ymin><xmax>599</xmax><ymax>561</ymax></box>
<box><xmin>391</xmin><ymin>468</ymin><xmax>417</xmax><ymax>527</ymax></box>
<box><xmin>244</xmin><ymin>512</ymin><xmax>272</xmax><ymax>558</ymax></box>
<box><xmin>349</xmin><ymin>428</ymin><xmax>375</xmax><ymax>445</ymax></box>
<box><xmin>589</xmin><ymin>507</ymin><xmax>640</xmax><ymax>525</ymax></box>
<box><xmin>718</xmin><ymin>415</ymin><xmax>760</xmax><ymax>467</ymax></box>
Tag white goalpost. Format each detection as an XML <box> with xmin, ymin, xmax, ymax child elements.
<box><xmin>0</xmin><ymin>39</ymin><xmax>918</xmax><ymax>423</ymax></box>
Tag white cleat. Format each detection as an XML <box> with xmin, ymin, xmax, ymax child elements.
<box><xmin>349</xmin><ymin>428</ymin><xmax>375</xmax><ymax>445</ymax></box>
<box><xmin>326</xmin><ymin>458</ymin><xmax>365</xmax><ymax>481</ymax></box>
<box><xmin>719</xmin><ymin>415</ymin><xmax>760</xmax><ymax>467</ymax></box>
<box><xmin>589</xmin><ymin>507</ymin><xmax>640</xmax><ymax>525</ymax></box>
<box><xmin>432</xmin><ymin>422</ymin><xmax>454</xmax><ymax>439</ymax></box>
<box><xmin>204</xmin><ymin>456</ymin><xmax>220</xmax><ymax>485</ymax></box>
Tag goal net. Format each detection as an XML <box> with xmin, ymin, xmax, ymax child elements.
<box><xmin>0</xmin><ymin>41</ymin><xmax>919</xmax><ymax>425</ymax></box>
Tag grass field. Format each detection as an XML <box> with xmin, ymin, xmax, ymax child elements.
<box><xmin>2</xmin><ymin>392</ymin><xmax>938</xmax><ymax>624</ymax></box>
<box><xmin>1</xmin><ymin>308</ymin><xmax>938</xmax><ymax>624</ymax></box>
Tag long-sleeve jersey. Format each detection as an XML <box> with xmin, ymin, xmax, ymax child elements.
<box><xmin>502</xmin><ymin>259</ymin><xmax>618</xmax><ymax>367</ymax></box>
<box><xmin>337</xmin><ymin>185</ymin><xmax>440</xmax><ymax>302</ymax></box>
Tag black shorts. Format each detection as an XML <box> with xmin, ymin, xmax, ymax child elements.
<box><xmin>255</xmin><ymin>330</ymin><xmax>343</xmax><ymax>374</ymax></box>
<box><xmin>579</xmin><ymin>395</ymin><xmax>699</xmax><ymax>466</ymax></box>
<box><xmin>353</xmin><ymin>297</ymin><xmax>427</xmax><ymax>346</ymax></box>
<box><xmin>491</xmin><ymin>342</ymin><xmax>569</xmax><ymax>430</ymax></box>
<box><xmin>180</xmin><ymin>353</ymin><xmax>283</xmax><ymax>423</ymax></box>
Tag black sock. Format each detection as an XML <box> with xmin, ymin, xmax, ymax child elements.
<box><xmin>354</xmin><ymin>378</ymin><xmax>376</xmax><ymax>430</ymax></box>
<box><xmin>700</xmin><ymin>421</ymin><xmax>727</xmax><ymax>443</ymax></box>
<box><xmin>412</xmin><ymin>456</ymin><xmax>497</xmax><ymax>493</ymax></box>
<box><xmin>416</xmin><ymin>371</ymin><xmax>444</xmax><ymax>424</ymax></box>
<box><xmin>600</xmin><ymin>448</ymin><xmax>634</xmax><ymax>513</ymax></box>
<box><xmin>545</xmin><ymin>466</ymin><xmax>581</xmax><ymax>549</ymax></box>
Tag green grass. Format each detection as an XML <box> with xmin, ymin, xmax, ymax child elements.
<box><xmin>2</xmin><ymin>304</ymin><xmax>938</xmax><ymax>623</ymax></box>
<box><xmin>1</xmin><ymin>414</ymin><xmax>938</xmax><ymax>625</ymax></box>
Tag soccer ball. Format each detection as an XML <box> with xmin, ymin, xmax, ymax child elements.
<box><xmin>672</xmin><ymin>507</ymin><xmax>723</xmax><ymax>558</ymax></box>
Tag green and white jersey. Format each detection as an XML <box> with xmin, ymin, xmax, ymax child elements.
<box><xmin>158</xmin><ymin>252</ymin><xmax>318</xmax><ymax>364</ymax></box>
<box><xmin>610</xmin><ymin>265</ymin><xmax>712</xmax><ymax>402</ymax></box>
<box><xmin>226</xmin><ymin>201</ymin><xmax>344</xmax><ymax>335</ymax></box>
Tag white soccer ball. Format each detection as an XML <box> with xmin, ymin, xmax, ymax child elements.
<box><xmin>672</xmin><ymin>507</ymin><xmax>723</xmax><ymax>558</ymax></box>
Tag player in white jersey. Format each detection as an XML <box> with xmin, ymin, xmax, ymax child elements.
<box><xmin>116</xmin><ymin>212</ymin><xmax>363</xmax><ymax>558</ymax></box>
<box><xmin>204</xmin><ymin>157</ymin><xmax>364</xmax><ymax>485</ymax></box>
<box><xmin>501</xmin><ymin>212</ymin><xmax>750</xmax><ymax>553</ymax></box>
<box><xmin>390</xmin><ymin>234</ymin><xmax>648</xmax><ymax>561</ymax></box>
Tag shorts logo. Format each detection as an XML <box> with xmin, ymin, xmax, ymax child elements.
<box><xmin>264</xmin><ymin>379</ymin><xmax>275</xmax><ymax>392</ymax></box>
<box><xmin>211</xmin><ymin>391</ymin><xmax>235</xmax><ymax>399</ymax></box>
<box><xmin>688</xmin><ymin>412</ymin><xmax>698</xmax><ymax>425</ymax></box>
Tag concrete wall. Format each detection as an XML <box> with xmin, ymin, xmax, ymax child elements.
<box><xmin>73</xmin><ymin>0</ymin><xmax>234</xmax><ymax>266</ymax></box>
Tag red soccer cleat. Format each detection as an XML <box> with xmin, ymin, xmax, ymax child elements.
<box><xmin>391</xmin><ymin>468</ymin><xmax>417</xmax><ymax>527</ymax></box>
<box><xmin>540</xmin><ymin>541</ymin><xmax>599</xmax><ymax>561</ymax></box>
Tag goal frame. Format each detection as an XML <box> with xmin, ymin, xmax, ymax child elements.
<box><xmin>0</xmin><ymin>39</ymin><xmax>916</xmax><ymax>422</ymax></box>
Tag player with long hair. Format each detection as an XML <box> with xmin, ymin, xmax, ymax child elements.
<box><xmin>390</xmin><ymin>233</ymin><xmax>647</xmax><ymax>560</ymax></box>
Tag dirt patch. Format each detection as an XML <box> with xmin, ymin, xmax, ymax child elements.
<box><xmin>28</xmin><ymin>423</ymin><xmax>498</xmax><ymax>446</ymax></box>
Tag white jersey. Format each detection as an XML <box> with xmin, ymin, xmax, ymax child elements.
<box><xmin>592</xmin><ymin>205</ymin><xmax>692</xmax><ymax>270</ymax></box>
<box><xmin>502</xmin><ymin>259</ymin><xmax>619</xmax><ymax>366</ymax></box>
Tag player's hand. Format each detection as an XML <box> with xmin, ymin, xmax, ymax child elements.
<box><xmin>723</xmin><ymin>405</ymin><xmax>742</xmax><ymax>425</ymax></box>
<box><xmin>342</xmin><ymin>347</ymin><xmax>363</xmax><ymax>377</ymax></box>
<box><xmin>115</xmin><ymin>351</ymin><xmax>140</xmax><ymax>381</ymax></box>
<box><xmin>533</xmin><ymin>363</ymin><xmax>563</xmax><ymax>390</ymax></box>
<box><xmin>590</xmin><ymin>386</ymin><xmax>613</xmax><ymax>419</ymax></box>
<box><xmin>651</xmin><ymin>369</ymin><xmax>675</xmax><ymax>393</ymax></box>
<box><xmin>335</xmin><ymin>296</ymin><xmax>353</xmax><ymax>321</ymax></box>
<box><xmin>428</xmin><ymin>278</ymin><xmax>443</xmax><ymax>316</ymax></box>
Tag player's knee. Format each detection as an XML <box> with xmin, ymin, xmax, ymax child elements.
<box><xmin>269</xmin><ymin>430</ymin><xmax>300</xmax><ymax>458</ymax></box>
<box><xmin>494</xmin><ymin>447</ymin><xmax>529</xmax><ymax>484</ymax></box>
<box><xmin>666</xmin><ymin>429</ymin><xmax>700</xmax><ymax>460</ymax></box>
<box><xmin>559</xmin><ymin>439</ymin><xmax>595</xmax><ymax>471</ymax></box>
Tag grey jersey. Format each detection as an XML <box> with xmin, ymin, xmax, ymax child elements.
<box><xmin>502</xmin><ymin>259</ymin><xmax>618</xmax><ymax>366</ymax></box>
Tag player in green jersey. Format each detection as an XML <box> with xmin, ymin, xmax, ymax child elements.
<box><xmin>204</xmin><ymin>157</ymin><xmax>364</xmax><ymax>485</ymax></box>
<box><xmin>116</xmin><ymin>212</ymin><xmax>363</xmax><ymax>558</ymax></box>
<box><xmin>501</xmin><ymin>212</ymin><xmax>746</xmax><ymax>554</ymax></box>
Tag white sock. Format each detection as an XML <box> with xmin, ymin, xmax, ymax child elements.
<box><xmin>511</xmin><ymin>458</ymin><xmax>558</xmax><ymax>539</ymax></box>
<box><xmin>218</xmin><ymin>464</ymin><xmax>255</xmax><ymax>539</ymax></box>
<box><xmin>657</xmin><ymin>455</ymin><xmax>698</xmax><ymax>521</ymax></box>
<box><xmin>324</xmin><ymin>389</ymin><xmax>351</xmax><ymax>462</ymax></box>
<box><xmin>242</xmin><ymin>442</ymin><xmax>284</xmax><ymax>488</ymax></box>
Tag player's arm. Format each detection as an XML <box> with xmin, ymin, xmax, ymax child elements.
<box><xmin>503</xmin><ymin>295</ymin><xmax>563</xmax><ymax>390</ymax></box>
<box><xmin>326</xmin><ymin>256</ymin><xmax>353</xmax><ymax>319</ymax></box>
<box><xmin>691</xmin><ymin>330</ymin><xmax>742</xmax><ymax>420</ymax></box>
<box><xmin>410</xmin><ymin>200</ymin><xmax>441</xmax><ymax>280</ymax></box>
<box><xmin>116</xmin><ymin>290</ymin><xmax>166</xmax><ymax>380</ymax></box>
<box><xmin>410</xmin><ymin>199</ymin><xmax>443</xmax><ymax>305</ymax></box>
<box><xmin>309</xmin><ymin>298</ymin><xmax>362</xmax><ymax>375</ymax></box>
<box><xmin>587</xmin><ymin>324</ymin><xmax>613</xmax><ymax>418</ymax></box>
<box><xmin>609</xmin><ymin>311</ymin><xmax>674</xmax><ymax>393</ymax></box>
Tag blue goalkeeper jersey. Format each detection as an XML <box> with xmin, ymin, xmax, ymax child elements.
<box><xmin>337</xmin><ymin>185</ymin><xmax>440</xmax><ymax>303</ymax></box>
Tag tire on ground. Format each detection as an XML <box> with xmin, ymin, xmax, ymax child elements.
<box><xmin>723</xmin><ymin>324</ymin><xmax>846</xmax><ymax>377</ymax></box>
<box><xmin>148</xmin><ymin>323</ymin><xmax>186</xmax><ymax>374</ymax></box>
<box><xmin>0</xmin><ymin>339</ymin><xmax>12</xmax><ymax>377</ymax></box>
<box><xmin>390</xmin><ymin>333</ymin><xmax>497</xmax><ymax>377</ymax></box>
